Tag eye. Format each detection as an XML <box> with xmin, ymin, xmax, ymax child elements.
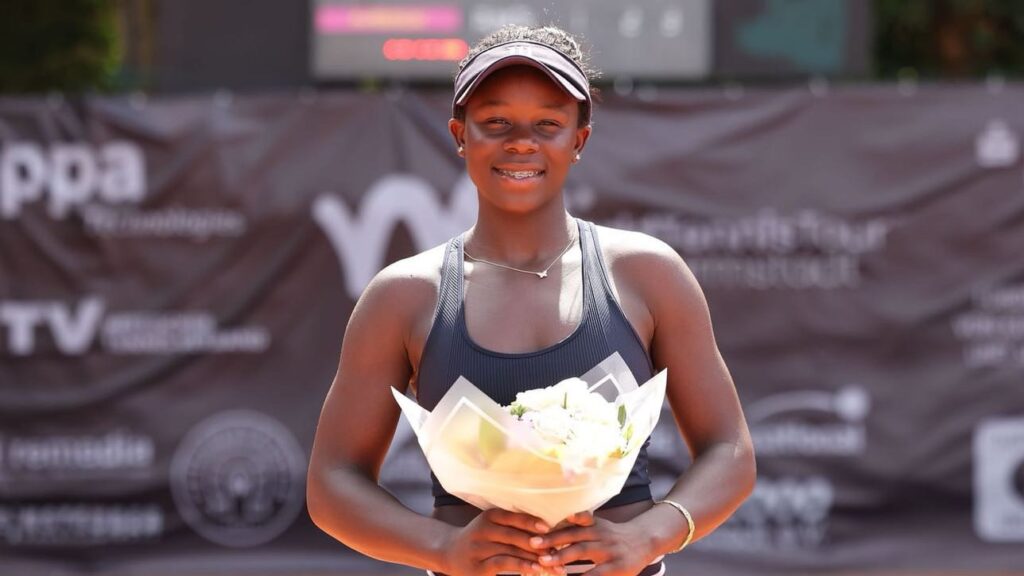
<box><xmin>485</xmin><ymin>118</ymin><xmax>510</xmax><ymax>126</ymax></box>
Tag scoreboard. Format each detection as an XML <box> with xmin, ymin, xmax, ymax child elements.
<box><xmin>311</xmin><ymin>0</ymin><xmax>712</xmax><ymax>80</ymax></box>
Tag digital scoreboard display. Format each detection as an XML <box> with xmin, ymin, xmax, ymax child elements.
<box><xmin>311</xmin><ymin>0</ymin><xmax>711</xmax><ymax>81</ymax></box>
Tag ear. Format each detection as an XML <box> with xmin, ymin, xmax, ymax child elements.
<box><xmin>448</xmin><ymin>117</ymin><xmax>466</xmax><ymax>156</ymax></box>
<box><xmin>573</xmin><ymin>124</ymin><xmax>593</xmax><ymax>157</ymax></box>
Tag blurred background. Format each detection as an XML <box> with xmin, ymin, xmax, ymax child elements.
<box><xmin>1</xmin><ymin>0</ymin><xmax>1023</xmax><ymax>575</ymax></box>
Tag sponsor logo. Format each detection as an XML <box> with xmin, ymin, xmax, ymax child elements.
<box><xmin>953</xmin><ymin>283</ymin><xmax>1024</xmax><ymax>368</ymax></box>
<box><xmin>747</xmin><ymin>386</ymin><xmax>870</xmax><ymax>457</ymax></box>
<box><xmin>605</xmin><ymin>210</ymin><xmax>892</xmax><ymax>290</ymax></box>
<box><xmin>0</xmin><ymin>503</ymin><xmax>162</xmax><ymax>546</ymax></box>
<box><xmin>0</xmin><ymin>297</ymin><xmax>270</xmax><ymax>356</ymax></box>
<box><xmin>0</xmin><ymin>430</ymin><xmax>153</xmax><ymax>479</ymax></box>
<box><xmin>79</xmin><ymin>205</ymin><xmax>246</xmax><ymax>241</ymax></box>
<box><xmin>974</xmin><ymin>417</ymin><xmax>1024</xmax><ymax>542</ymax></box>
<box><xmin>0</xmin><ymin>142</ymin><xmax>144</xmax><ymax>219</ymax></box>
<box><xmin>169</xmin><ymin>410</ymin><xmax>306</xmax><ymax>548</ymax></box>
<box><xmin>698</xmin><ymin>475</ymin><xmax>834</xmax><ymax>551</ymax></box>
<box><xmin>0</xmin><ymin>141</ymin><xmax>245</xmax><ymax>239</ymax></box>
<box><xmin>313</xmin><ymin>173</ymin><xmax>477</xmax><ymax>299</ymax></box>
<box><xmin>975</xmin><ymin>119</ymin><xmax>1019</xmax><ymax>168</ymax></box>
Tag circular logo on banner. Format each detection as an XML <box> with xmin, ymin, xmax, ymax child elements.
<box><xmin>170</xmin><ymin>410</ymin><xmax>307</xmax><ymax>547</ymax></box>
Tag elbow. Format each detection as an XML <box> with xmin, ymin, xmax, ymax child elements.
<box><xmin>306</xmin><ymin>459</ymin><xmax>344</xmax><ymax>534</ymax></box>
<box><xmin>736</xmin><ymin>437</ymin><xmax>757</xmax><ymax>502</ymax></box>
<box><xmin>305</xmin><ymin>467</ymin><xmax>328</xmax><ymax>532</ymax></box>
<box><xmin>305</xmin><ymin>459</ymin><xmax>370</xmax><ymax>538</ymax></box>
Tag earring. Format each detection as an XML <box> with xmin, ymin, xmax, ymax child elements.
<box><xmin>573</xmin><ymin>152</ymin><xmax>581</xmax><ymax>162</ymax></box>
<box><xmin>458</xmin><ymin>145</ymin><xmax>465</xmax><ymax>155</ymax></box>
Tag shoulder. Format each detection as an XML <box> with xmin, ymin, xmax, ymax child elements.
<box><xmin>353</xmin><ymin>241</ymin><xmax>449</xmax><ymax>324</ymax></box>
<box><xmin>591</xmin><ymin>223</ymin><xmax>679</xmax><ymax>266</ymax></box>
<box><xmin>591</xmin><ymin>223</ymin><xmax>705</xmax><ymax>312</ymax></box>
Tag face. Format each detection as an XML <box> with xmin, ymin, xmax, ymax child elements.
<box><xmin>449</xmin><ymin>65</ymin><xmax>591</xmax><ymax>214</ymax></box>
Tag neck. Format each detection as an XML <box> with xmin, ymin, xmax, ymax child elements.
<box><xmin>466</xmin><ymin>200</ymin><xmax>575</xmax><ymax>268</ymax></box>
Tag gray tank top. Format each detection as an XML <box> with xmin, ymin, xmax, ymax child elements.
<box><xmin>415</xmin><ymin>218</ymin><xmax>656</xmax><ymax>508</ymax></box>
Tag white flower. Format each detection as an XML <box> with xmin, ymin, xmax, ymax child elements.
<box><xmin>512</xmin><ymin>377</ymin><xmax>589</xmax><ymax>412</ymax></box>
<box><xmin>507</xmin><ymin>376</ymin><xmax>633</xmax><ymax>470</ymax></box>
<box><xmin>521</xmin><ymin>406</ymin><xmax>574</xmax><ymax>444</ymax></box>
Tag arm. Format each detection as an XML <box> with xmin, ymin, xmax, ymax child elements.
<box><xmin>307</xmin><ymin>261</ymin><xmax>552</xmax><ymax>575</ymax></box>
<box><xmin>628</xmin><ymin>241</ymin><xmax>756</xmax><ymax>554</ymax></box>
<box><xmin>306</xmin><ymin>263</ymin><xmax>452</xmax><ymax>572</ymax></box>
<box><xmin>534</xmin><ymin>238</ymin><xmax>756</xmax><ymax>574</ymax></box>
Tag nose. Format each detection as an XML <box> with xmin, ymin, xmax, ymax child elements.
<box><xmin>502</xmin><ymin>124</ymin><xmax>538</xmax><ymax>155</ymax></box>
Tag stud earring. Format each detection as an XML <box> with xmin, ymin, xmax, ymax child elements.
<box><xmin>458</xmin><ymin>145</ymin><xmax>464</xmax><ymax>155</ymax></box>
<box><xmin>573</xmin><ymin>153</ymin><xmax>581</xmax><ymax>162</ymax></box>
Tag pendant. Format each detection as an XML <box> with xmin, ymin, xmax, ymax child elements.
<box><xmin>537</xmin><ymin>271</ymin><xmax>548</xmax><ymax>279</ymax></box>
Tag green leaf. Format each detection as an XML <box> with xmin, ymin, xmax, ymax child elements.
<box><xmin>618</xmin><ymin>404</ymin><xmax>627</xmax><ymax>427</ymax></box>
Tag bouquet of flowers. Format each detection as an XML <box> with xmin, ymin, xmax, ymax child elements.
<box><xmin>392</xmin><ymin>352</ymin><xmax>667</xmax><ymax>527</ymax></box>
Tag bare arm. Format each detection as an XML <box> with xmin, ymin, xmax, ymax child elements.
<box><xmin>629</xmin><ymin>240</ymin><xmax>757</xmax><ymax>554</ymax></box>
<box><xmin>306</xmin><ymin>264</ymin><xmax>452</xmax><ymax>572</ymax></box>
<box><xmin>531</xmin><ymin>237</ymin><xmax>756</xmax><ymax>575</ymax></box>
<box><xmin>307</xmin><ymin>261</ymin><xmax>552</xmax><ymax>576</ymax></box>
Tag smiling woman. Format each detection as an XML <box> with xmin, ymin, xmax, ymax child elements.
<box><xmin>452</xmin><ymin>60</ymin><xmax>587</xmax><ymax>216</ymax></box>
<box><xmin>307</xmin><ymin>24</ymin><xmax>756</xmax><ymax>576</ymax></box>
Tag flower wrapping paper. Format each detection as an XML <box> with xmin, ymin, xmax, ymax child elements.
<box><xmin>392</xmin><ymin>352</ymin><xmax>667</xmax><ymax>527</ymax></box>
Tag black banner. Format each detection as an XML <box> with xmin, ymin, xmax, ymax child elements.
<box><xmin>1</xmin><ymin>85</ymin><xmax>1023</xmax><ymax>574</ymax></box>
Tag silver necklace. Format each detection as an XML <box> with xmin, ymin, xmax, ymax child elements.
<box><xmin>463</xmin><ymin>230</ymin><xmax>578</xmax><ymax>279</ymax></box>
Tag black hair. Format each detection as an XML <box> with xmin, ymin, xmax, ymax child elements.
<box><xmin>454</xmin><ymin>24</ymin><xmax>601</xmax><ymax>127</ymax></box>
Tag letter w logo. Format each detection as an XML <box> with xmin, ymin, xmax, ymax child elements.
<box><xmin>312</xmin><ymin>174</ymin><xmax>477</xmax><ymax>299</ymax></box>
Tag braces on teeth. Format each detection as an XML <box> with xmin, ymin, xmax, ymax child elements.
<box><xmin>499</xmin><ymin>169</ymin><xmax>542</xmax><ymax>179</ymax></box>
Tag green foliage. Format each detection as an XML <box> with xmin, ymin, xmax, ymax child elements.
<box><xmin>876</xmin><ymin>0</ymin><xmax>1024</xmax><ymax>78</ymax></box>
<box><xmin>0</xmin><ymin>0</ymin><xmax>121</xmax><ymax>93</ymax></box>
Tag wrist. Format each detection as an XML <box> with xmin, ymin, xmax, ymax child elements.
<box><xmin>635</xmin><ymin>501</ymin><xmax>693</xmax><ymax>557</ymax></box>
<box><xmin>628</xmin><ymin>506</ymin><xmax>675</xmax><ymax>560</ymax></box>
<box><xmin>654</xmin><ymin>499</ymin><xmax>695</xmax><ymax>554</ymax></box>
<box><xmin>426</xmin><ymin>522</ymin><xmax>459</xmax><ymax>574</ymax></box>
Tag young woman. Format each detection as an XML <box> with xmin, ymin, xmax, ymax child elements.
<box><xmin>307</xmin><ymin>25</ymin><xmax>756</xmax><ymax>576</ymax></box>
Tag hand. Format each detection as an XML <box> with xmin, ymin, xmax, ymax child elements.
<box><xmin>530</xmin><ymin>512</ymin><xmax>656</xmax><ymax>576</ymax></box>
<box><xmin>440</xmin><ymin>508</ymin><xmax>555</xmax><ymax>576</ymax></box>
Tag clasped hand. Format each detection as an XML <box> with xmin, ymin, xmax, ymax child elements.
<box><xmin>441</xmin><ymin>509</ymin><xmax>656</xmax><ymax>576</ymax></box>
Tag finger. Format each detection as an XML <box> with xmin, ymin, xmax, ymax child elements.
<box><xmin>530</xmin><ymin>525</ymin><xmax>596</xmax><ymax>549</ymax></box>
<box><xmin>540</xmin><ymin>541</ymin><xmax>609</xmax><ymax>567</ymax></box>
<box><xmin>566</xmin><ymin>511</ymin><xmax>595</xmax><ymax>526</ymax></box>
<box><xmin>485</xmin><ymin>524</ymin><xmax>545</xmax><ymax>553</ymax></box>
<box><xmin>481</xmin><ymin>542</ymin><xmax>541</xmax><ymax>563</ymax></box>
<box><xmin>485</xmin><ymin>508</ymin><xmax>552</xmax><ymax>534</ymax></box>
<box><xmin>481</xmin><ymin>554</ymin><xmax>543</xmax><ymax>576</ymax></box>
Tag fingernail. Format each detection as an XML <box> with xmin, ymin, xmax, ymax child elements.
<box><xmin>535</xmin><ymin>521</ymin><xmax>550</xmax><ymax>533</ymax></box>
<box><xmin>530</xmin><ymin>536</ymin><xmax>545</xmax><ymax>548</ymax></box>
<box><xmin>540</xmin><ymin>555</ymin><xmax>553</xmax><ymax>564</ymax></box>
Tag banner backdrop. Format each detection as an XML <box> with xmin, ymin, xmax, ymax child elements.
<box><xmin>1</xmin><ymin>85</ymin><xmax>1023</xmax><ymax>575</ymax></box>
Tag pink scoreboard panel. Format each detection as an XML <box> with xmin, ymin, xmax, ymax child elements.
<box><xmin>310</xmin><ymin>0</ymin><xmax>712</xmax><ymax>80</ymax></box>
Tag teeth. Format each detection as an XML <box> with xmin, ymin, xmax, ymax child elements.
<box><xmin>498</xmin><ymin>169</ymin><xmax>542</xmax><ymax>179</ymax></box>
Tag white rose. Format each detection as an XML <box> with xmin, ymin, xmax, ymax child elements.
<box><xmin>521</xmin><ymin>406</ymin><xmax>574</xmax><ymax>444</ymax></box>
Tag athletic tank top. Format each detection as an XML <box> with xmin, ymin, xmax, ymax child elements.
<box><xmin>415</xmin><ymin>218</ymin><xmax>656</xmax><ymax>508</ymax></box>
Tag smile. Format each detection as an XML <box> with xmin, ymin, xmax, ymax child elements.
<box><xmin>494</xmin><ymin>168</ymin><xmax>545</xmax><ymax>180</ymax></box>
